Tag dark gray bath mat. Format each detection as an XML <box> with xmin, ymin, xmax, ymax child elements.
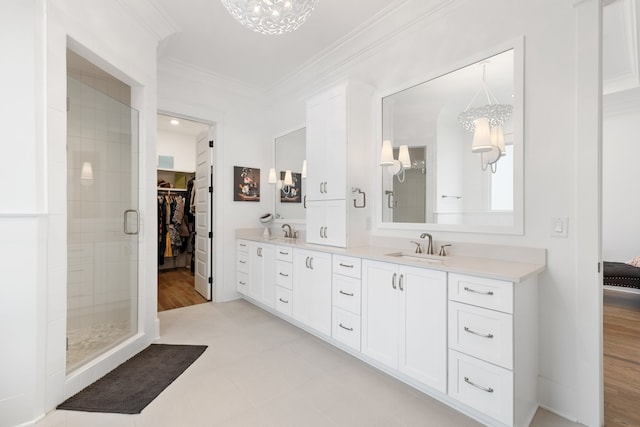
<box><xmin>57</xmin><ymin>344</ymin><xmax>207</xmax><ymax>414</ymax></box>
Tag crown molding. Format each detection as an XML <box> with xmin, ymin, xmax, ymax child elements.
<box><xmin>265</xmin><ymin>0</ymin><xmax>459</xmax><ymax>100</ymax></box>
<box><xmin>115</xmin><ymin>0</ymin><xmax>181</xmax><ymax>42</ymax></box>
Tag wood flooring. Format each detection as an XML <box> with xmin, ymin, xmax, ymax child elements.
<box><xmin>604</xmin><ymin>289</ymin><xmax>640</xmax><ymax>427</ymax></box>
<box><xmin>157</xmin><ymin>268</ymin><xmax>208</xmax><ymax>312</ymax></box>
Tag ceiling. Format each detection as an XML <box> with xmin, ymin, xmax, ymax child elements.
<box><xmin>151</xmin><ymin>0</ymin><xmax>404</xmax><ymax>90</ymax></box>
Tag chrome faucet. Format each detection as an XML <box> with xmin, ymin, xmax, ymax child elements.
<box><xmin>419</xmin><ymin>233</ymin><xmax>434</xmax><ymax>255</ymax></box>
<box><xmin>281</xmin><ymin>224</ymin><xmax>293</xmax><ymax>238</ymax></box>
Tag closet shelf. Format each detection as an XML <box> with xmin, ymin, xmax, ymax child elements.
<box><xmin>157</xmin><ymin>187</ymin><xmax>188</xmax><ymax>192</ymax></box>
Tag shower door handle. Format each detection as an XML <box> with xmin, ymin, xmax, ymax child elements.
<box><xmin>124</xmin><ymin>209</ymin><xmax>140</xmax><ymax>235</ymax></box>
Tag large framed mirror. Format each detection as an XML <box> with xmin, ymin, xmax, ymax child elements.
<box><xmin>377</xmin><ymin>39</ymin><xmax>523</xmax><ymax>234</ymax></box>
<box><xmin>274</xmin><ymin>127</ymin><xmax>306</xmax><ymax>223</ymax></box>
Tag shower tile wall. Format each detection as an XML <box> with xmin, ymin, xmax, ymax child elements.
<box><xmin>66</xmin><ymin>51</ymin><xmax>137</xmax><ymax>371</ymax></box>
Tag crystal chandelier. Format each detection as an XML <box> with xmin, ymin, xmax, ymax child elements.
<box><xmin>221</xmin><ymin>0</ymin><xmax>319</xmax><ymax>35</ymax></box>
<box><xmin>457</xmin><ymin>62</ymin><xmax>512</xmax><ymax>173</ymax></box>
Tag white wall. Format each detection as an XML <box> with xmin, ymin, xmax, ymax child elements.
<box><xmin>157</xmin><ymin>129</ymin><xmax>197</xmax><ymax>172</ymax></box>
<box><xmin>603</xmin><ymin>98</ymin><xmax>640</xmax><ymax>262</ymax></box>
<box><xmin>155</xmin><ymin>0</ymin><xmax>601</xmax><ymax>424</ymax></box>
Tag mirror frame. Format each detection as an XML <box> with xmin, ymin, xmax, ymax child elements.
<box><xmin>273</xmin><ymin>125</ymin><xmax>307</xmax><ymax>225</ymax></box>
<box><xmin>373</xmin><ymin>37</ymin><xmax>524</xmax><ymax>235</ymax></box>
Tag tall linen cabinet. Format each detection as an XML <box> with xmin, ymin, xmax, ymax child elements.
<box><xmin>305</xmin><ymin>81</ymin><xmax>373</xmax><ymax>248</ymax></box>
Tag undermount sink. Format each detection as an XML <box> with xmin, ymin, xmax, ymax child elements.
<box><xmin>266</xmin><ymin>236</ymin><xmax>297</xmax><ymax>243</ymax></box>
<box><xmin>385</xmin><ymin>252</ymin><xmax>445</xmax><ymax>264</ymax></box>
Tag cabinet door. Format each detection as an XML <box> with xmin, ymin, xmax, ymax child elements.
<box><xmin>398</xmin><ymin>266</ymin><xmax>447</xmax><ymax>393</ymax></box>
<box><xmin>324</xmin><ymin>89</ymin><xmax>347</xmax><ymax>200</ymax></box>
<box><xmin>249</xmin><ymin>243</ymin><xmax>263</xmax><ymax>300</ymax></box>
<box><xmin>362</xmin><ymin>260</ymin><xmax>399</xmax><ymax>368</ymax></box>
<box><xmin>306</xmin><ymin>97</ymin><xmax>327</xmax><ymax>200</ymax></box>
<box><xmin>307</xmin><ymin>251</ymin><xmax>332</xmax><ymax>336</ymax></box>
<box><xmin>306</xmin><ymin>200</ymin><xmax>324</xmax><ymax>245</ymax></box>
<box><xmin>261</xmin><ymin>244</ymin><xmax>275</xmax><ymax>308</ymax></box>
<box><xmin>293</xmin><ymin>249</ymin><xmax>332</xmax><ymax>336</ymax></box>
<box><xmin>323</xmin><ymin>199</ymin><xmax>346</xmax><ymax>247</ymax></box>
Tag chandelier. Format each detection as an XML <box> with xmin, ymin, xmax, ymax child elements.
<box><xmin>221</xmin><ymin>0</ymin><xmax>319</xmax><ymax>35</ymax></box>
<box><xmin>457</xmin><ymin>62</ymin><xmax>512</xmax><ymax>173</ymax></box>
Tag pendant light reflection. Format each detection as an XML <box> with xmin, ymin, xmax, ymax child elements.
<box><xmin>80</xmin><ymin>161</ymin><xmax>94</xmax><ymax>187</ymax></box>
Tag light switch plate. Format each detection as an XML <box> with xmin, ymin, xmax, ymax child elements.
<box><xmin>550</xmin><ymin>217</ymin><xmax>568</xmax><ymax>238</ymax></box>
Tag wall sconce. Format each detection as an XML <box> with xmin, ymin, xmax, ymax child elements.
<box><xmin>380</xmin><ymin>140</ymin><xmax>411</xmax><ymax>182</ymax></box>
<box><xmin>80</xmin><ymin>161</ymin><xmax>94</xmax><ymax>187</ymax></box>
<box><xmin>268</xmin><ymin>167</ymin><xmax>277</xmax><ymax>184</ymax></box>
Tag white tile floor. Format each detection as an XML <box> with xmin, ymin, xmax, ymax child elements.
<box><xmin>38</xmin><ymin>299</ymin><xmax>585</xmax><ymax>427</ymax></box>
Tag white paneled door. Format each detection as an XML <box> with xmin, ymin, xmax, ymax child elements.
<box><xmin>194</xmin><ymin>130</ymin><xmax>214</xmax><ymax>300</ymax></box>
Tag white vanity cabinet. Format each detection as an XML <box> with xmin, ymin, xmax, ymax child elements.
<box><xmin>236</xmin><ymin>240</ymin><xmax>250</xmax><ymax>295</ymax></box>
<box><xmin>274</xmin><ymin>245</ymin><xmax>294</xmax><ymax>317</ymax></box>
<box><xmin>331</xmin><ymin>255</ymin><xmax>362</xmax><ymax>351</ymax></box>
<box><xmin>362</xmin><ymin>259</ymin><xmax>447</xmax><ymax>394</ymax></box>
<box><xmin>293</xmin><ymin>248</ymin><xmax>332</xmax><ymax>336</ymax></box>
<box><xmin>248</xmin><ymin>241</ymin><xmax>275</xmax><ymax>308</ymax></box>
<box><xmin>305</xmin><ymin>81</ymin><xmax>372</xmax><ymax>248</ymax></box>
<box><xmin>447</xmin><ymin>273</ymin><xmax>538</xmax><ymax>427</ymax></box>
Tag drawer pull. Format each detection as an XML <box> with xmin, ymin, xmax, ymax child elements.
<box><xmin>239</xmin><ymin>260</ymin><xmax>246</xmax><ymax>264</ymax></box>
<box><xmin>464</xmin><ymin>377</ymin><xmax>494</xmax><ymax>393</ymax></box>
<box><xmin>278</xmin><ymin>298</ymin><xmax>289</xmax><ymax>304</ymax></box>
<box><xmin>339</xmin><ymin>323</ymin><xmax>353</xmax><ymax>331</ymax></box>
<box><xmin>279</xmin><ymin>251</ymin><xmax>289</xmax><ymax>255</ymax></box>
<box><xmin>279</xmin><ymin>272</ymin><xmax>289</xmax><ymax>277</ymax></box>
<box><xmin>239</xmin><ymin>243</ymin><xmax>247</xmax><ymax>247</ymax></box>
<box><xmin>339</xmin><ymin>263</ymin><xmax>354</xmax><ymax>268</ymax></box>
<box><xmin>464</xmin><ymin>326</ymin><xmax>494</xmax><ymax>339</ymax></box>
<box><xmin>239</xmin><ymin>281</ymin><xmax>246</xmax><ymax>285</ymax></box>
<box><xmin>463</xmin><ymin>286</ymin><xmax>494</xmax><ymax>296</ymax></box>
<box><xmin>339</xmin><ymin>290</ymin><xmax>354</xmax><ymax>297</ymax></box>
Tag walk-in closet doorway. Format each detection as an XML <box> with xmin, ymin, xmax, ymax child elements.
<box><xmin>157</xmin><ymin>113</ymin><xmax>215</xmax><ymax>311</ymax></box>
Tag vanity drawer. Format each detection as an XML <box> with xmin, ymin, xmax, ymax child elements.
<box><xmin>275</xmin><ymin>286</ymin><xmax>293</xmax><ymax>317</ymax></box>
<box><xmin>332</xmin><ymin>255</ymin><xmax>361</xmax><ymax>279</ymax></box>
<box><xmin>237</xmin><ymin>272</ymin><xmax>249</xmax><ymax>295</ymax></box>
<box><xmin>449</xmin><ymin>301</ymin><xmax>513</xmax><ymax>369</ymax></box>
<box><xmin>237</xmin><ymin>240</ymin><xmax>250</xmax><ymax>253</ymax></box>
<box><xmin>332</xmin><ymin>307</ymin><xmax>361</xmax><ymax>351</ymax></box>
<box><xmin>448</xmin><ymin>273</ymin><xmax>513</xmax><ymax>314</ymax></box>
<box><xmin>332</xmin><ymin>274</ymin><xmax>361</xmax><ymax>315</ymax></box>
<box><xmin>276</xmin><ymin>245</ymin><xmax>293</xmax><ymax>262</ymax></box>
<box><xmin>448</xmin><ymin>350</ymin><xmax>513</xmax><ymax>426</ymax></box>
<box><xmin>276</xmin><ymin>260</ymin><xmax>293</xmax><ymax>289</ymax></box>
<box><xmin>237</xmin><ymin>251</ymin><xmax>249</xmax><ymax>273</ymax></box>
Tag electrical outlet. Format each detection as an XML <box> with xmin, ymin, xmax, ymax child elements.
<box><xmin>550</xmin><ymin>217</ymin><xmax>568</xmax><ymax>238</ymax></box>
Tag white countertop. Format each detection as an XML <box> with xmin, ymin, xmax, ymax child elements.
<box><xmin>237</xmin><ymin>235</ymin><xmax>545</xmax><ymax>283</ymax></box>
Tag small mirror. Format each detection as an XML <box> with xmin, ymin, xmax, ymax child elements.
<box><xmin>379</xmin><ymin>45</ymin><xmax>522</xmax><ymax>234</ymax></box>
<box><xmin>274</xmin><ymin>128</ymin><xmax>306</xmax><ymax>222</ymax></box>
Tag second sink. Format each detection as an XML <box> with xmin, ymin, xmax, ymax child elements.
<box><xmin>385</xmin><ymin>252</ymin><xmax>444</xmax><ymax>265</ymax></box>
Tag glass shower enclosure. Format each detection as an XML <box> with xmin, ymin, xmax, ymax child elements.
<box><xmin>66</xmin><ymin>76</ymin><xmax>139</xmax><ymax>372</ymax></box>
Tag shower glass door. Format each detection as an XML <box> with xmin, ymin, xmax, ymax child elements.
<box><xmin>66</xmin><ymin>76</ymin><xmax>139</xmax><ymax>372</ymax></box>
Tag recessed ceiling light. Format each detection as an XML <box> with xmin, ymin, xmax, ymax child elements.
<box><xmin>170</xmin><ymin>119</ymin><xmax>180</xmax><ymax>126</ymax></box>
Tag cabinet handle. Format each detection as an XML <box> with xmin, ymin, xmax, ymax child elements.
<box><xmin>323</xmin><ymin>181</ymin><xmax>328</xmax><ymax>194</ymax></box>
<box><xmin>279</xmin><ymin>272</ymin><xmax>289</xmax><ymax>277</ymax></box>
<box><xmin>339</xmin><ymin>323</ymin><xmax>353</xmax><ymax>332</ymax></box>
<box><xmin>319</xmin><ymin>227</ymin><xmax>323</xmax><ymax>239</ymax></box>
<box><xmin>279</xmin><ymin>251</ymin><xmax>289</xmax><ymax>255</ymax></box>
<box><xmin>319</xmin><ymin>182</ymin><xmax>324</xmax><ymax>194</ymax></box>
<box><xmin>239</xmin><ymin>260</ymin><xmax>246</xmax><ymax>264</ymax></box>
<box><xmin>239</xmin><ymin>281</ymin><xmax>246</xmax><ymax>285</ymax></box>
<box><xmin>278</xmin><ymin>298</ymin><xmax>289</xmax><ymax>304</ymax></box>
<box><xmin>309</xmin><ymin>257</ymin><xmax>314</xmax><ymax>270</ymax></box>
<box><xmin>399</xmin><ymin>274</ymin><xmax>404</xmax><ymax>291</ymax></box>
<box><xmin>239</xmin><ymin>243</ymin><xmax>247</xmax><ymax>247</ymax></box>
<box><xmin>464</xmin><ymin>377</ymin><xmax>494</xmax><ymax>393</ymax></box>
<box><xmin>339</xmin><ymin>263</ymin><xmax>354</xmax><ymax>268</ymax></box>
<box><xmin>305</xmin><ymin>256</ymin><xmax>310</xmax><ymax>268</ymax></box>
<box><xmin>463</xmin><ymin>286</ymin><xmax>494</xmax><ymax>296</ymax></box>
<box><xmin>392</xmin><ymin>273</ymin><xmax>397</xmax><ymax>289</ymax></box>
<box><xmin>322</xmin><ymin>227</ymin><xmax>328</xmax><ymax>239</ymax></box>
<box><xmin>339</xmin><ymin>290</ymin><xmax>354</xmax><ymax>297</ymax></box>
<box><xmin>257</xmin><ymin>247</ymin><xmax>262</xmax><ymax>257</ymax></box>
<box><xmin>463</xmin><ymin>326</ymin><xmax>494</xmax><ymax>339</ymax></box>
